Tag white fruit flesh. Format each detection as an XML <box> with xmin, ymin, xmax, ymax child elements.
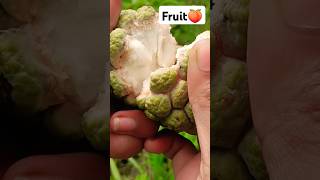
<box><xmin>112</xmin><ymin>12</ymin><xmax>178</xmax><ymax>97</ymax></box>
<box><xmin>136</xmin><ymin>31</ymin><xmax>210</xmax><ymax>101</ymax></box>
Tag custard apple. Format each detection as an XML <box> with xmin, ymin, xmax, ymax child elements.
<box><xmin>110</xmin><ymin>6</ymin><xmax>210</xmax><ymax>135</ymax></box>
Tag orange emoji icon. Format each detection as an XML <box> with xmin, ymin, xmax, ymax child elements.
<box><xmin>188</xmin><ymin>9</ymin><xmax>202</xmax><ymax>23</ymax></box>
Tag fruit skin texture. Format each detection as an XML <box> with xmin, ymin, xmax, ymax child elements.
<box><xmin>171</xmin><ymin>80</ymin><xmax>188</xmax><ymax>108</ymax></box>
<box><xmin>110</xmin><ymin>6</ymin><xmax>210</xmax><ymax>135</ymax></box>
<box><xmin>150</xmin><ymin>69</ymin><xmax>178</xmax><ymax>93</ymax></box>
<box><xmin>81</xmin><ymin>91</ymin><xmax>108</xmax><ymax>150</ymax></box>
<box><xmin>214</xmin><ymin>0</ymin><xmax>250</xmax><ymax>60</ymax></box>
<box><xmin>110</xmin><ymin>70</ymin><xmax>127</xmax><ymax>97</ymax></box>
<box><xmin>110</xmin><ymin>28</ymin><xmax>126</xmax><ymax>61</ymax></box>
<box><xmin>211</xmin><ymin>55</ymin><xmax>269</xmax><ymax>180</ymax></box>
<box><xmin>0</xmin><ymin>31</ymin><xmax>68</xmax><ymax>113</ymax></box>
<box><xmin>145</xmin><ymin>94</ymin><xmax>171</xmax><ymax>118</ymax></box>
<box><xmin>238</xmin><ymin>129</ymin><xmax>269</xmax><ymax>180</ymax></box>
<box><xmin>212</xmin><ymin>151</ymin><xmax>252</xmax><ymax>180</ymax></box>
<box><xmin>163</xmin><ymin>110</ymin><xmax>194</xmax><ymax>133</ymax></box>
<box><xmin>212</xmin><ymin>56</ymin><xmax>250</xmax><ymax>148</ymax></box>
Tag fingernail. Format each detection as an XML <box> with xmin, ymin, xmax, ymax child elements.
<box><xmin>195</xmin><ymin>41</ymin><xmax>210</xmax><ymax>72</ymax></box>
<box><xmin>113</xmin><ymin>117</ymin><xmax>136</xmax><ymax>132</ymax></box>
<box><xmin>279</xmin><ymin>0</ymin><xmax>320</xmax><ymax>30</ymax></box>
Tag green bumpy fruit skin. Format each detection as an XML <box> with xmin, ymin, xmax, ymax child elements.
<box><xmin>212</xmin><ymin>56</ymin><xmax>250</xmax><ymax>148</ymax></box>
<box><xmin>81</xmin><ymin>115</ymin><xmax>107</xmax><ymax>151</ymax></box>
<box><xmin>144</xmin><ymin>110</ymin><xmax>159</xmax><ymax>121</ymax></box>
<box><xmin>110</xmin><ymin>71</ymin><xmax>128</xmax><ymax>97</ymax></box>
<box><xmin>150</xmin><ymin>69</ymin><xmax>178</xmax><ymax>93</ymax></box>
<box><xmin>170</xmin><ymin>80</ymin><xmax>188</xmax><ymax>108</ymax></box>
<box><xmin>212</xmin><ymin>151</ymin><xmax>252</xmax><ymax>180</ymax></box>
<box><xmin>136</xmin><ymin>6</ymin><xmax>156</xmax><ymax>21</ymax></box>
<box><xmin>145</xmin><ymin>94</ymin><xmax>171</xmax><ymax>118</ymax></box>
<box><xmin>238</xmin><ymin>129</ymin><xmax>269</xmax><ymax>180</ymax></box>
<box><xmin>162</xmin><ymin>110</ymin><xmax>190</xmax><ymax>132</ymax></box>
<box><xmin>137</xmin><ymin>97</ymin><xmax>146</xmax><ymax>109</ymax></box>
<box><xmin>10</xmin><ymin>72</ymin><xmax>42</xmax><ymax>111</ymax></box>
<box><xmin>0</xmin><ymin>36</ymin><xmax>43</xmax><ymax>112</ymax></box>
<box><xmin>118</xmin><ymin>9</ymin><xmax>137</xmax><ymax>28</ymax></box>
<box><xmin>179</xmin><ymin>54</ymin><xmax>188</xmax><ymax>80</ymax></box>
<box><xmin>216</xmin><ymin>0</ymin><xmax>250</xmax><ymax>60</ymax></box>
<box><xmin>110</xmin><ymin>28</ymin><xmax>126</xmax><ymax>62</ymax></box>
<box><xmin>184</xmin><ymin>102</ymin><xmax>194</xmax><ymax>123</ymax></box>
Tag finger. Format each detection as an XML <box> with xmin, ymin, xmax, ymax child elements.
<box><xmin>187</xmin><ymin>39</ymin><xmax>210</xmax><ymax>178</ymax></box>
<box><xmin>110</xmin><ymin>0</ymin><xmax>121</xmax><ymax>31</ymax></box>
<box><xmin>144</xmin><ymin>130</ymin><xmax>198</xmax><ymax>177</ymax></box>
<box><xmin>3</xmin><ymin>153</ymin><xmax>106</xmax><ymax>180</ymax></box>
<box><xmin>110</xmin><ymin>133</ymin><xmax>143</xmax><ymax>159</ymax></box>
<box><xmin>110</xmin><ymin>110</ymin><xmax>159</xmax><ymax>138</ymax></box>
<box><xmin>188</xmin><ymin>39</ymin><xmax>211</xmax><ymax>124</ymax></box>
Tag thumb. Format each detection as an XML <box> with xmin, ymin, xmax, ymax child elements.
<box><xmin>188</xmin><ymin>39</ymin><xmax>210</xmax><ymax>126</ymax></box>
<box><xmin>187</xmin><ymin>39</ymin><xmax>210</xmax><ymax>179</ymax></box>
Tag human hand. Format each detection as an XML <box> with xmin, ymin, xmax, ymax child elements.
<box><xmin>247</xmin><ymin>0</ymin><xmax>320</xmax><ymax>179</ymax></box>
<box><xmin>144</xmin><ymin>39</ymin><xmax>210</xmax><ymax>180</ymax></box>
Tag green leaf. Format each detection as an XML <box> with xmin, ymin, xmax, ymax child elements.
<box><xmin>110</xmin><ymin>158</ymin><xmax>122</xmax><ymax>180</ymax></box>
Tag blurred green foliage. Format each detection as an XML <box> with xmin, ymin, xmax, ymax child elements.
<box><xmin>122</xmin><ymin>0</ymin><xmax>210</xmax><ymax>45</ymax></box>
<box><xmin>111</xmin><ymin>152</ymin><xmax>175</xmax><ymax>180</ymax></box>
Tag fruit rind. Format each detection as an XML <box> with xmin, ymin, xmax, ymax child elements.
<box><xmin>184</xmin><ymin>102</ymin><xmax>194</xmax><ymax>123</ymax></box>
<box><xmin>150</xmin><ymin>68</ymin><xmax>178</xmax><ymax>93</ymax></box>
<box><xmin>145</xmin><ymin>94</ymin><xmax>171</xmax><ymax>118</ymax></box>
<box><xmin>110</xmin><ymin>28</ymin><xmax>126</xmax><ymax>64</ymax></box>
<box><xmin>212</xmin><ymin>151</ymin><xmax>251</xmax><ymax>180</ymax></box>
<box><xmin>118</xmin><ymin>10</ymin><xmax>137</xmax><ymax>28</ymax></box>
<box><xmin>136</xmin><ymin>6</ymin><xmax>156</xmax><ymax>21</ymax></box>
<box><xmin>110</xmin><ymin>71</ymin><xmax>128</xmax><ymax>97</ymax></box>
<box><xmin>171</xmin><ymin>80</ymin><xmax>188</xmax><ymax>108</ymax></box>
<box><xmin>212</xmin><ymin>56</ymin><xmax>250</xmax><ymax>148</ymax></box>
<box><xmin>238</xmin><ymin>129</ymin><xmax>269</xmax><ymax>180</ymax></box>
<box><xmin>162</xmin><ymin>110</ymin><xmax>193</xmax><ymax>133</ymax></box>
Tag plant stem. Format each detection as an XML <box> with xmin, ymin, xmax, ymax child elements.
<box><xmin>110</xmin><ymin>158</ymin><xmax>122</xmax><ymax>180</ymax></box>
<box><xmin>128</xmin><ymin>157</ymin><xmax>144</xmax><ymax>174</ymax></box>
